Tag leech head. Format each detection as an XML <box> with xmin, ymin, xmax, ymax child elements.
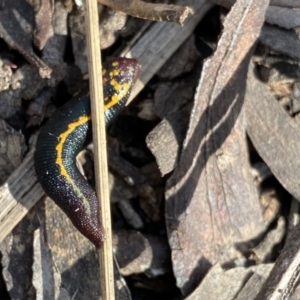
<box><xmin>102</xmin><ymin>57</ymin><xmax>140</xmax><ymax>111</ymax></box>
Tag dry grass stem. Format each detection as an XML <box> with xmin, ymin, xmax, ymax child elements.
<box><xmin>85</xmin><ymin>0</ymin><xmax>115</xmax><ymax>299</ymax></box>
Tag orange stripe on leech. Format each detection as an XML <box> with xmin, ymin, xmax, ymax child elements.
<box><xmin>55</xmin><ymin>115</ymin><xmax>92</xmax><ymax>213</ymax></box>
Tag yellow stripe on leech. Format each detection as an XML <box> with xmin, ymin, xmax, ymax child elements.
<box><xmin>55</xmin><ymin>115</ymin><xmax>92</xmax><ymax>214</ymax></box>
<box><xmin>104</xmin><ymin>80</ymin><xmax>131</xmax><ymax>110</ymax></box>
<box><xmin>55</xmin><ymin>74</ymin><xmax>131</xmax><ymax>211</ymax></box>
<box><xmin>109</xmin><ymin>69</ymin><xmax>120</xmax><ymax>78</ymax></box>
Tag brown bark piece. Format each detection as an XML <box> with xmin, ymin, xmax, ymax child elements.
<box><xmin>0</xmin><ymin>120</ymin><xmax>26</xmax><ymax>184</ymax></box>
<box><xmin>157</xmin><ymin>34</ymin><xmax>200</xmax><ymax>81</ymax></box>
<box><xmin>113</xmin><ymin>230</ymin><xmax>171</xmax><ymax>276</ymax></box>
<box><xmin>266</xmin><ymin>6</ymin><xmax>300</xmax><ymax>29</ymax></box>
<box><xmin>98</xmin><ymin>0</ymin><xmax>192</xmax><ymax>25</ymax></box>
<box><xmin>0</xmin><ymin>59</ymin><xmax>14</xmax><ymax>92</ymax></box>
<box><xmin>108</xmin><ymin>146</ymin><xmax>157</xmax><ymax>208</ymax></box>
<box><xmin>165</xmin><ymin>0</ymin><xmax>268</xmax><ymax>295</ymax></box>
<box><xmin>270</xmin><ymin>0</ymin><xmax>300</xmax><ymax>7</ymax></box>
<box><xmin>185</xmin><ymin>264</ymin><xmax>273</xmax><ymax>300</ymax></box>
<box><xmin>33</xmin><ymin>0</ymin><xmax>54</xmax><ymax>50</ymax></box>
<box><xmin>146</xmin><ymin>110</ymin><xmax>189</xmax><ymax>176</ymax></box>
<box><xmin>210</xmin><ymin>0</ymin><xmax>300</xmax><ymax>29</ymax></box>
<box><xmin>259</xmin><ymin>189</ymin><xmax>281</xmax><ymax>227</ymax></box>
<box><xmin>0</xmin><ymin>90</ymin><xmax>22</xmax><ymax>119</ymax></box>
<box><xmin>41</xmin><ymin>1</ymin><xmax>68</xmax><ymax>83</ymax></box>
<box><xmin>255</xmin><ymin>221</ymin><xmax>300</xmax><ymax>299</ymax></box>
<box><xmin>153</xmin><ymin>80</ymin><xmax>195</xmax><ymax>119</ymax></box>
<box><xmin>44</xmin><ymin>197</ymin><xmax>102</xmax><ymax>299</ymax></box>
<box><xmin>246</xmin><ymin>64</ymin><xmax>300</xmax><ymax>200</ymax></box>
<box><xmin>0</xmin><ymin>151</ymin><xmax>44</xmax><ymax>244</ymax></box>
<box><xmin>259</xmin><ymin>25</ymin><xmax>300</xmax><ymax>60</ymax></box>
<box><xmin>32</xmin><ymin>228</ymin><xmax>56</xmax><ymax>299</ymax></box>
<box><xmin>251</xmin><ymin>217</ymin><xmax>286</xmax><ymax>263</ymax></box>
<box><xmin>0</xmin><ymin>0</ymin><xmax>52</xmax><ymax>78</ymax></box>
<box><xmin>26</xmin><ymin>87</ymin><xmax>53</xmax><ymax>127</ymax></box>
<box><xmin>45</xmin><ymin>199</ymin><xmax>147</xmax><ymax>299</ymax></box>
<box><xmin>99</xmin><ymin>8</ymin><xmax>127</xmax><ymax>49</ymax></box>
<box><xmin>69</xmin><ymin>5</ymin><xmax>128</xmax><ymax>75</ymax></box>
<box><xmin>259</xmin><ymin>24</ymin><xmax>300</xmax><ymax>59</ymax></box>
<box><xmin>0</xmin><ymin>203</ymin><xmax>44</xmax><ymax>300</ymax></box>
<box><xmin>235</xmin><ymin>265</ymin><xmax>274</xmax><ymax>300</ymax></box>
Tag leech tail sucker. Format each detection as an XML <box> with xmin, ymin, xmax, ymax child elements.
<box><xmin>34</xmin><ymin>57</ymin><xmax>140</xmax><ymax>247</ymax></box>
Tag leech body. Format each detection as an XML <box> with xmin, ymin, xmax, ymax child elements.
<box><xmin>34</xmin><ymin>58</ymin><xmax>139</xmax><ymax>247</ymax></box>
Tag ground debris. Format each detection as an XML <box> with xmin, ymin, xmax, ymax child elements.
<box><xmin>1</xmin><ymin>0</ymin><xmax>300</xmax><ymax>299</ymax></box>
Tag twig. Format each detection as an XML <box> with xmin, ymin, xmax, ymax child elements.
<box><xmin>98</xmin><ymin>0</ymin><xmax>192</xmax><ymax>25</ymax></box>
<box><xmin>84</xmin><ymin>0</ymin><xmax>115</xmax><ymax>299</ymax></box>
